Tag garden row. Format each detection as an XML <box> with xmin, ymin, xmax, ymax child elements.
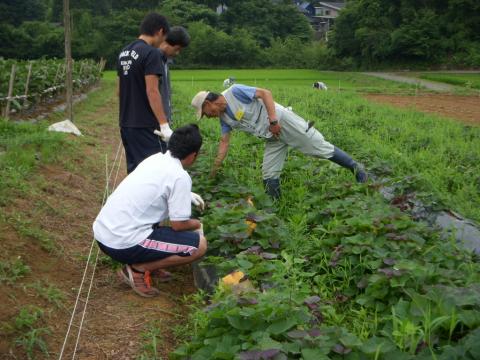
<box><xmin>167</xmin><ymin>76</ymin><xmax>480</xmax><ymax>359</ymax></box>
<box><xmin>0</xmin><ymin>58</ymin><xmax>105</xmax><ymax>118</ymax></box>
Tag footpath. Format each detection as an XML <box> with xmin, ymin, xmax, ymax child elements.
<box><xmin>363</xmin><ymin>72</ymin><xmax>457</xmax><ymax>92</ymax></box>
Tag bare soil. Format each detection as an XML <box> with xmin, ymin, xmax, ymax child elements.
<box><xmin>365</xmin><ymin>94</ymin><xmax>480</xmax><ymax>126</ymax></box>
<box><xmin>0</xmin><ymin>84</ymin><xmax>196</xmax><ymax>359</ymax></box>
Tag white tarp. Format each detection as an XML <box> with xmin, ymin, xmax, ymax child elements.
<box><xmin>48</xmin><ymin>119</ymin><xmax>82</xmax><ymax>136</ymax></box>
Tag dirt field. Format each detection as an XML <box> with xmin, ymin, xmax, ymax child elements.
<box><xmin>0</xmin><ymin>84</ymin><xmax>196</xmax><ymax>359</ymax></box>
<box><xmin>365</xmin><ymin>94</ymin><xmax>480</xmax><ymax>126</ymax></box>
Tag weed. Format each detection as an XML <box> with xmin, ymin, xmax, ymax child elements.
<box><xmin>0</xmin><ymin>257</ymin><xmax>30</xmax><ymax>284</ymax></box>
<box><xmin>7</xmin><ymin>214</ymin><xmax>56</xmax><ymax>253</ymax></box>
<box><xmin>137</xmin><ymin>321</ymin><xmax>164</xmax><ymax>360</ymax></box>
<box><xmin>10</xmin><ymin>306</ymin><xmax>51</xmax><ymax>359</ymax></box>
<box><xmin>29</xmin><ymin>281</ymin><xmax>65</xmax><ymax>308</ymax></box>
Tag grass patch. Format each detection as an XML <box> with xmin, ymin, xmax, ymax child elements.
<box><xmin>0</xmin><ymin>118</ymin><xmax>74</xmax><ymax>205</ymax></box>
<box><xmin>103</xmin><ymin>69</ymin><xmax>417</xmax><ymax>94</ymax></box>
<box><xmin>419</xmin><ymin>73</ymin><xmax>480</xmax><ymax>90</ymax></box>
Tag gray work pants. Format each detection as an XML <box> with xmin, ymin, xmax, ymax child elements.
<box><xmin>262</xmin><ymin>107</ymin><xmax>334</xmax><ymax>180</ymax></box>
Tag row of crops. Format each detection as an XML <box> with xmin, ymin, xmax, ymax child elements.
<box><xmin>0</xmin><ymin>58</ymin><xmax>104</xmax><ymax>115</ymax></box>
<box><xmin>166</xmin><ymin>76</ymin><xmax>480</xmax><ymax>359</ymax></box>
<box><xmin>172</xmin><ymin>151</ymin><xmax>480</xmax><ymax>360</ymax></box>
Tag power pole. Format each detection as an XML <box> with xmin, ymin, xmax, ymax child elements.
<box><xmin>63</xmin><ymin>0</ymin><xmax>73</xmax><ymax>121</ymax></box>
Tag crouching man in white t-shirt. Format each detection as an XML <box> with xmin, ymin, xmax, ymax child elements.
<box><xmin>93</xmin><ymin>124</ymin><xmax>206</xmax><ymax>297</ymax></box>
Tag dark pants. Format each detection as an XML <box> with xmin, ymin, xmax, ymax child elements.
<box><xmin>120</xmin><ymin>127</ymin><xmax>167</xmax><ymax>174</ymax></box>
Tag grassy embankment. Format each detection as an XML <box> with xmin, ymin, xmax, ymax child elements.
<box><xmin>0</xmin><ymin>77</ymin><xmax>118</xmax><ymax>359</ymax></box>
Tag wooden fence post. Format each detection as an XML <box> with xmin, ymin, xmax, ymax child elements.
<box><xmin>23</xmin><ymin>61</ymin><xmax>33</xmax><ymax>107</ymax></box>
<box><xmin>64</xmin><ymin>0</ymin><xmax>73</xmax><ymax>122</ymax></box>
<box><xmin>3</xmin><ymin>63</ymin><xmax>16</xmax><ymax>119</ymax></box>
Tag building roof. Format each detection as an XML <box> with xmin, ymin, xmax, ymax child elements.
<box><xmin>317</xmin><ymin>2</ymin><xmax>346</xmax><ymax>11</ymax></box>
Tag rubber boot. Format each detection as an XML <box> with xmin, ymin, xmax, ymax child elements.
<box><xmin>263</xmin><ymin>178</ymin><xmax>281</xmax><ymax>200</ymax></box>
<box><xmin>328</xmin><ymin>146</ymin><xmax>368</xmax><ymax>183</ymax></box>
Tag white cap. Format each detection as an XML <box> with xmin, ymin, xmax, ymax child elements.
<box><xmin>191</xmin><ymin>91</ymin><xmax>210</xmax><ymax>120</ymax></box>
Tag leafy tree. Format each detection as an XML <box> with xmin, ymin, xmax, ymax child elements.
<box><xmin>159</xmin><ymin>0</ymin><xmax>218</xmax><ymax>27</ymax></box>
<box><xmin>0</xmin><ymin>0</ymin><xmax>47</xmax><ymax>26</ymax></box>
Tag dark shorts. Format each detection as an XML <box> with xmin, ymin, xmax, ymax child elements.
<box><xmin>97</xmin><ymin>226</ymin><xmax>200</xmax><ymax>265</ymax></box>
<box><xmin>120</xmin><ymin>127</ymin><xmax>167</xmax><ymax>174</ymax></box>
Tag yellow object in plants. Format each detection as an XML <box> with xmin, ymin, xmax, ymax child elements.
<box><xmin>221</xmin><ymin>271</ymin><xmax>245</xmax><ymax>286</ymax></box>
<box><xmin>245</xmin><ymin>220</ymin><xmax>257</xmax><ymax>236</ymax></box>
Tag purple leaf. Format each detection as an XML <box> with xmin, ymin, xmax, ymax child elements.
<box><xmin>259</xmin><ymin>349</ymin><xmax>280</xmax><ymax>359</ymax></box>
<box><xmin>383</xmin><ymin>258</ymin><xmax>396</xmax><ymax>266</ymax></box>
<box><xmin>287</xmin><ymin>330</ymin><xmax>308</xmax><ymax>339</ymax></box>
<box><xmin>238</xmin><ymin>350</ymin><xmax>261</xmax><ymax>360</ymax></box>
<box><xmin>269</xmin><ymin>240</ymin><xmax>280</xmax><ymax>249</ymax></box>
<box><xmin>246</xmin><ymin>213</ymin><xmax>266</xmax><ymax>223</ymax></box>
<box><xmin>379</xmin><ymin>268</ymin><xmax>403</xmax><ymax>278</ymax></box>
<box><xmin>237</xmin><ymin>297</ymin><xmax>259</xmax><ymax>306</ymax></box>
<box><xmin>308</xmin><ymin>328</ymin><xmax>322</xmax><ymax>337</ymax></box>
<box><xmin>244</xmin><ymin>246</ymin><xmax>262</xmax><ymax>255</ymax></box>
<box><xmin>332</xmin><ymin>344</ymin><xmax>352</xmax><ymax>355</ymax></box>
<box><xmin>239</xmin><ymin>349</ymin><xmax>281</xmax><ymax>360</ymax></box>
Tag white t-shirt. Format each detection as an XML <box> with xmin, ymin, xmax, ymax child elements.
<box><xmin>93</xmin><ymin>151</ymin><xmax>192</xmax><ymax>249</ymax></box>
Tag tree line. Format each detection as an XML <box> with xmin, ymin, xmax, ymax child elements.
<box><xmin>0</xmin><ymin>0</ymin><xmax>479</xmax><ymax>69</ymax></box>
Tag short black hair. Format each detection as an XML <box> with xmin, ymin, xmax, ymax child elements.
<box><xmin>205</xmin><ymin>92</ymin><xmax>220</xmax><ymax>102</ymax></box>
<box><xmin>166</xmin><ymin>26</ymin><xmax>190</xmax><ymax>48</ymax></box>
<box><xmin>140</xmin><ymin>13</ymin><xmax>170</xmax><ymax>36</ymax></box>
<box><xmin>168</xmin><ymin>124</ymin><xmax>202</xmax><ymax>160</ymax></box>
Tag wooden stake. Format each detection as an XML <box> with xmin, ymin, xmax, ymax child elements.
<box><xmin>64</xmin><ymin>0</ymin><xmax>73</xmax><ymax>121</ymax></box>
<box><xmin>54</xmin><ymin>63</ymin><xmax>62</xmax><ymax>85</ymax></box>
<box><xmin>3</xmin><ymin>63</ymin><xmax>16</xmax><ymax>119</ymax></box>
<box><xmin>23</xmin><ymin>61</ymin><xmax>33</xmax><ymax>107</ymax></box>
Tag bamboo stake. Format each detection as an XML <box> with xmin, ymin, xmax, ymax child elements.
<box><xmin>3</xmin><ymin>64</ymin><xmax>16</xmax><ymax>119</ymax></box>
<box><xmin>64</xmin><ymin>0</ymin><xmax>73</xmax><ymax>122</ymax></box>
<box><xmin>23</xmin><ymin>61</ymin><xmax>33</xmax><ymax>107</ymax></box>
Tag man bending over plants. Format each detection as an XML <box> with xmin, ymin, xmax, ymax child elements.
<box><xmin>93</xmin><ymin>124</ymin><xmax>206</xmax><ymax>297</ymax></box>
<box><xmin>191</xmin><ymin>84</ymin><xmax>368</xmax><ymax>199</ymax></box>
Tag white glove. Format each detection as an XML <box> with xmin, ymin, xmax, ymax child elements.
<box><xmin>191</xmin><ymin>192</ymin><xmax>205</xmax><ymax>211</ymax></box>
<box><xmin>154</xmin><ymin>123</ymin><xmax>173</xmax><ymax>142</ymax></box>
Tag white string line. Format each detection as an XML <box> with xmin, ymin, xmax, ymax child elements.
<box><xmin>58</xmin><ymin>141</ymin><xmax>123</xmax><ymax>359</ymax></box>
<box><xmin>71</xmin><ymin>240</ymin><xmax>100</xmax><ymax>359</ymax></box>
<box><xmin>70</xmin><ymin>146</ymin><xmax>124</xmax><ymax>359</ymax></box>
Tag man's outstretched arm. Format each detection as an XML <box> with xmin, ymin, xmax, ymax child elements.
<box><xmin>211</xmin><ymin>132</ymin><xmax>230</xmax><ymax>177</ymax></box>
